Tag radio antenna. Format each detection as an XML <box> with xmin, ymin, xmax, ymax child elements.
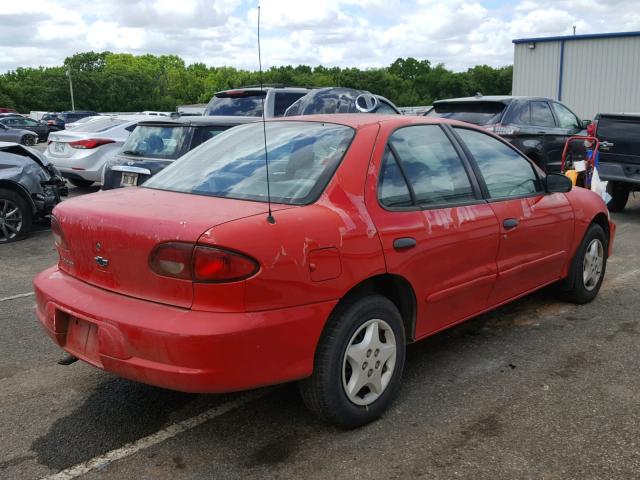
<box><xmin>258</xmin><ymin>5</ymin><xmax>275</xmax><ymax>224</ymax></box>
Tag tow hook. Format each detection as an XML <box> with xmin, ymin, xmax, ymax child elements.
<box><xmin>58</xmin><ymin>355</ymin><xmax>78</xmax><ymax>366</ymax></box>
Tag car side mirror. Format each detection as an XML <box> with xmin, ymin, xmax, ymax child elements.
<box><xmin>582</xmin><ymin>119</ymin><xmax>592</xmax><ymax>128</ymax></box>
<box><xmin>545</xmin><ymin>173</ymin><xmax>572</xmax><ymax>193</ymax></box>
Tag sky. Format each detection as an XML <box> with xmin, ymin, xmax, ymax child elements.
<box><xmin>1</xmin><ymin>0</ymin><xmax>640</xmax><ymax>73</ymax></box>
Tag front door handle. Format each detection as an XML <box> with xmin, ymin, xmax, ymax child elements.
<box><xmin>393</xmin><ymin>237</ymin><xmax>417</xmax><ymax>250</ymax></box>
<box><xmin>503</xmin><ymin>218</ymin><xmax>519</xmax><ymax>230</ymax></box>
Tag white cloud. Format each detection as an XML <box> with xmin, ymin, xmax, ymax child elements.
<box><xmin>0</xmin><ymin>0</ymin><xmax>639</xmax><ymax>73</ymax></box>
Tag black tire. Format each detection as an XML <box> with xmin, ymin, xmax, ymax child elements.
<box><xmin>21</xmin><ymin>135</ymin><xmax>36</xmax><ymax>146</ymax></box>
<box><xmin>299</xmin><ymin>294</ymin><xmax>406</xmax><ymax>428</ymax></box>
<box><xmin>606</xmin><ymin>181</ymin><xmax>629</xmax><ymax>212</ymax></box>
<box><xmin>0</xmin><ymin>188</ymin><xmax>32</xmax><ymax>243</ymax></box>
<box><xmin>68</xmin><ymin>178</ymin><xmax>95</xmax><ymax>188</ymax></box>
<box><xmin>559</xmin><ymin>223</ymin><xmax>608</xmax><ymax>304</ymax></box>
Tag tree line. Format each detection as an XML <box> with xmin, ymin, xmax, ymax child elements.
<box><xmin>0</xmin><ymin>52</ymin><xmax>513</xmax><ymax>113</ymax></box>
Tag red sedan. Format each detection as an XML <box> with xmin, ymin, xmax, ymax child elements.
<box><xmin>34</xmin><ymin>115</ymin><xmax>615</xmax><ymax>427</ymax></box>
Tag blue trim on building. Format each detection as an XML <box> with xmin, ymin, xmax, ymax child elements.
<box><xmin>558</xmin><ymin>40</ymin><xmax>565</xmax><ymax>101</ymax></box>
<box><xmin>513</xmin><ymin>30</ymin><xmax>640</xmax><ymax>44</ymax></box>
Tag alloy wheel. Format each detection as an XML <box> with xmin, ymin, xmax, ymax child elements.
<box><xmin>342</xmin><ymin>318</ymin><xmax>397</xmax><ymax>406</ymax></box>
<box><xmin>0</xmin><ymin>198</ymin><xmax>23</xmax><ymax>242</ymax></box>
<box><xmin>582</xmin><ymin>238</ymin><xmax>604</xmax><ymax>291</ymax></box>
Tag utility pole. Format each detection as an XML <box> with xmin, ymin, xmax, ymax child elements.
<box><xmin>573</xmin><ymin>25</ymin><xmax>577</xmax><ymax>35</ymax></box>
<box><xmin>66</xmin><ymin>68</ymin><xmax>75</xmax><ymax>111</ymax></box>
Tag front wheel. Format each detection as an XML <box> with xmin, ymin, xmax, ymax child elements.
<box><xmin>0</xmin><ymin>188</ymin><xmax>32</xmax><ymax>243</ymax></box>
<box><xmin>299</xmin><ymin>295</ymin><xmax>406</xmax><ymax>428</ymax></box>
<box><xmin>21</xmin><ymin>135</ymin><xmax>36</xmax><ymax>146</ymax></box>
<box><xmin>559</xmin><ymin>223</ymin><xmax>607</xmax><ymax>304</ymax></box>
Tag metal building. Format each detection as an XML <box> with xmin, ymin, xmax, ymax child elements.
<box><xmin>512</xmin><ymin>31</ymin><xmax>640</xmax><ymax>119</ymax></box>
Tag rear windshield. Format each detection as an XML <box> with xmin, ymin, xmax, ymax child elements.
<box><xmin>204</xmin><ymin>91</ymin><xmax>265</xmax><ymax>116</ymax></box>
<box><xmin>121</xmin><ymin>125</ymin><xmax>190</xmax><ymax>159</ymax></box>
<box><xmin>427</xmin><ymin>101</ymin><xmax>506</xmax><ymax>125</ymax></box>
<box><xmin>73</xmin><ymin>118</ymin><xmax>126</xmax><ymax>133</ymax></box>
<box><xmin>144</xmin><ymin>121</ymin><xmax>354</xmax><ymax>205</ymax></box>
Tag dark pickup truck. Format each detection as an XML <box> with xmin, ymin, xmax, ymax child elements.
<box><xmin>594</xmin><ymin>113</ymin><xmax>640</xmax><ymax>212</ymax></box>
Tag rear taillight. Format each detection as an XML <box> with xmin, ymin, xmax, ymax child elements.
<box><xmin>50</xmin><ymin>216</ymin><xmax>68</xmax><ymax>250</ymax></box>
<box><xmin>69</xmin><ymin>138</ymin><xmax>115</xmax><ymax>149</ymax></box>
<box><xmin>149</xmin><ymin>243</ymin><xmax>259</xmax><ymax>283</ymax></box>
<box><xmin>193</xmin><ymin>246</ymin><xmax>259</xmax><ymax>282</ymax></box>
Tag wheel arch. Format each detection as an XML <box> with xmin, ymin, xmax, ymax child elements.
<box><xmin>335</xmin><ymin>274</ymin><xmax>417</xmax><ymax>343</ymax></box>
<box><xmin>0</xmin><ymin>180</ymin><xmax>37</xmax><ymax>214</ymax></box>
<box><xmin>591</xmin><ymin>212</ymin><xmax>610</xmax><ymax>250</ymax></box>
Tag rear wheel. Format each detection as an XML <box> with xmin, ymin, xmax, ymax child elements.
<box><xmin>68</xmin><ymin>178</ymin><xmax>94</xmax><ymax>188</ymax></box>
<box><xmin>299</xmin><ymin>294</ymin><xmax>406</xmax><ymax>428</ymax></box>
<box><xmin>606</xmin><ymin>181</ymin><xmax>629</xmax><ymax>212</ymax></box>
<box><xmin>21</xmin><ymin>135</ymin><xmax>36</xmax><ymax>146</ymax></box>
<box><xmin>0</xmin><ymin>188</ymin><xmax>32</xmax><ymax>243</ymax></box>
<box><xmin>559</xmin><ymin>223</ymin><xmax>607</xmax><ymax>304</ymax></box>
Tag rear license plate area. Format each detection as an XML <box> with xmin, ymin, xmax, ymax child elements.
<box><xmin>64</xmin><ymin>315</ymin><xmax>101</xmax><ymax>365</ymax></box>
<box><xmin>121</xmin><ymin>172</ymin><xmax>138</xmax><ymax>187</ymax></box>
<box><xmin>53</xmin><ymin>142</ymin><xmax>65</xmax><ymax>153</ymax></box>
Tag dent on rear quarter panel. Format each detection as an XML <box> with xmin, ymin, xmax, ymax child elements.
<box><xmin>195</xmin><ymin>123</ymin><xmax>386</xmax><ymax>313</ymax></box>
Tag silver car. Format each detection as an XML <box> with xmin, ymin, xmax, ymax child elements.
<box><xmin>0</xmin><ymin>123</ymin><xmax>38</xmax><ymax>146</ymax></box>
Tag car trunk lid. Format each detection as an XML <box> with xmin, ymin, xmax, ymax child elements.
<box><xmin>53</xmin><ymin>187</ymin><xmax>282</xmax><ymax>308</ymax></box>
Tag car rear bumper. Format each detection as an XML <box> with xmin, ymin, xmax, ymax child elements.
<box><xmin>34</xmin><ymin>266</ymin><xmax>334</xmax><ymax>393</ymax></box>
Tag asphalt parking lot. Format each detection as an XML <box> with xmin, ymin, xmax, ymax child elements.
<box><xmin>1</xmin><ymin>185</ymin><xmax>639</xmax><ymax>480</ymax></box>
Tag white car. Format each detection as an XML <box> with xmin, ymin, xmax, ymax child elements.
<box><xmin>44</xmin><ymin>116</ymin><xmax>146</xmax><ymax>188</ymax></box>
<box><xmin>65</xmin><ymin>115</ymin><xmax>103</xmax><ymax>130</ymax></box>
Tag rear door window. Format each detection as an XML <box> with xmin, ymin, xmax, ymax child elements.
<box><xmin>381</xmin><ymin>125</ymin><xmax>476</xmax><ymax>207</ymax></box>
<box><xmin>530</xmin><ymin>101</ymin><xmax>556</xmax><ymax>127</ymax></box>
<box><xmin>273</xmin><ymin>92</ymin><xmax>307</xmax><ymax>117</ymax></box>
<box><xmin>192</xmin><ymin>126</ymin><xmax>231</xmax><ymax>147</ymax></box>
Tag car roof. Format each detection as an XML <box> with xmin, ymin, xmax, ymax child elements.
<box><xmin>215</xmin><ymin>86</ymin><xmax>311</xmax><ymax>94</ymax></box>
<box><xmin>271</xmin><ymin>113</ymin><xmax>471</xmax><ymax>130</ymax></box>
<box><xmin>433</xmin><ymin>95</ymin><xmax>556</xmax><ymax>104</ymax></box>
<box><xmin>136</xmin><ymin>116</ymin><xmax>258</xmax><ymax>127</ymax></box>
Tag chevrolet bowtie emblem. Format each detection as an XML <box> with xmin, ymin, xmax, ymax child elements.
<box><xmin>94</xmin><ymin>256</ymin><xmax>109</xmax><ymax>267</ymax></box>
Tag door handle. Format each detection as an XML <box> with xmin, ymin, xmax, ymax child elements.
<box><xmin>393</xmin><ymin>237</ymin><xmax>417</xmax><ymax>250</ymax></box>
<box><xmin>503</xmin><ymin>218</ymin><xmax>519</xmax><ymax>230</ymax></box>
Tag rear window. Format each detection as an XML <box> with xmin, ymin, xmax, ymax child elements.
<box><xmin>144</xmin><ymin>121</ymin><xmax>355</xmax><ymax>205</ymax></box>
<box><xmin>73</xmin><ymin>118</ymin><xmax>126</xmax><ymax>133</ymax></box>
<box><xmin>121</xmin><ymin>125</ymin><xmax>190</xmax><ymax>159</ymax></box>
<box><xmin>204</xmin><ymin>91</ymin><xmax>265</xmax><ymax>116</ymax></box>
<box><xmin>427</xmin><ymin>102</ymin><xmax>506</xmax><ymax>125</ymax></box>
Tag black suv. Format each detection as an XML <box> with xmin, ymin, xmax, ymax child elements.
<box><xmin>426</xmin><ymin>95</ymin><xmax>588</xmax><ymax>172</ymax></box>
<box><xmin>42</xmin><ymin>111</ymin><xmax>97</xmax><ymax>131</ymax></box>
<box><xmin>102</xmin><ymin>116</ymin><xmax>255</xmax><ymax>189</ymax></box>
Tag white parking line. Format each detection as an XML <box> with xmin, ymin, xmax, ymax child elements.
<box><xmin>0</xmin><ymin>292</ymin><xmax>34</xmax><ymax>302</ymax></box>
<box><xmin>40</xmin><ymin>389</ymin><xmax>270</xmax><ymax>480</ymax></box>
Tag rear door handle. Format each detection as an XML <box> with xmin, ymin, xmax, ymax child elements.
<box><xmin>503</xmin><ymin>218</ymin><xmax>519</xmax><ymax>230</ymax></box>
<box><xmin>393</xmin><ymin>237</ymin><xmax>417</xmax><ymax>250</ymax></box>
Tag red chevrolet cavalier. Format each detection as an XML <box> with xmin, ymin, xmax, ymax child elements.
<box><xmin>34</xmin><ymin>115</ymin><xmax>615</xmax><ymax>427</ymax></box>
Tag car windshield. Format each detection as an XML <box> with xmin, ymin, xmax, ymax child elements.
<box><xmin>427</xmin><ymin>101</ymin><xmax>506</xmax><ymax>125</ymax></box>
<box><xmin>144</xmin><ymin>121</ymin><xmax>355</xmax><ymax>205</ymax></box>
<box><xmin>205</xmin><ymin>92</ymin><xmax>265</xmax><ymax>116</ymax></box>
<box><xmin>121</xmin><ymin>125</ymin><xmax>190</xmax><ymax>159</ymax></box>
<box><xmin>73</xmin><ymin>118</ymin><xmax>126</xmax><ymax>133</ymax></box>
